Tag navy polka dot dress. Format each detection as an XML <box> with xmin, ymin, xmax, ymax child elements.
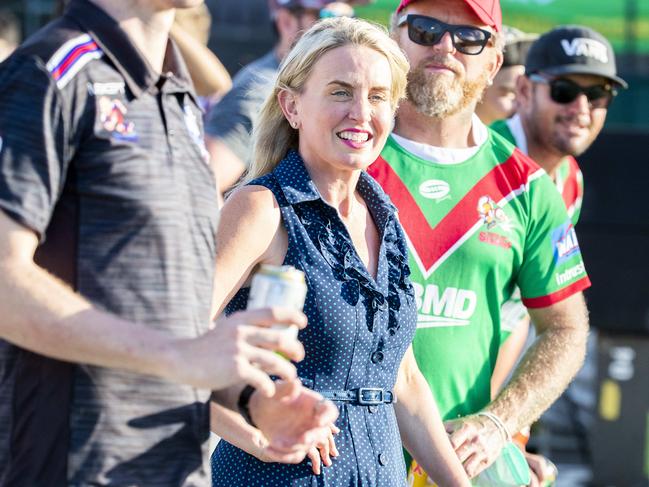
<box><xmin>211</xmin><ymin>150</ymin><xmax>417</xmax><ymax>486</ymax></box>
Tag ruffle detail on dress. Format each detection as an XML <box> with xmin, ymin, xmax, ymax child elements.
<box><xmin>299</xmin><ymin>206</ymin><xmax>411</xmax><ymax>334</ymax></box>
<box><xmin>384</xmin><ymin>221</ymin><xmax>415</xmax><ymax>335</ymax></box>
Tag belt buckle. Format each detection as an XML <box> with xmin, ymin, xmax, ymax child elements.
<box><xmin>357</xmin><ymin>387</ymin><xmax>383</xmax><ymax>405</ymax></box>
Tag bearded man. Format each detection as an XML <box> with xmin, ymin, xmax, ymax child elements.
<box><xmin>367</xmin><ymin>0</ymin><xmax>591</xmax><ymax>481</ymax></box>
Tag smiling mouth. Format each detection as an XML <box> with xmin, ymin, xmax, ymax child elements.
<box><xmin>559</xmin><ymin>119</ymin><xmax>590</xmax><ymax>133</ymax></box>
<box><xmin>337</xmin><ymin>130</ymin><xmax>372</xmax><ymax>144</ymax></box>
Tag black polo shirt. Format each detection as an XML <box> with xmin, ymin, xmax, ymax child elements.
<box><xmin>0</xmin><ymin>1</ymin><xmax>218</xmax><ymax>485</ymax></box>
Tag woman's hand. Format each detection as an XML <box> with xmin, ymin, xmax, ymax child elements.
<box><xmin>253</xmin><ymin>432</ymin><xmax>312</xmax><ymax>464</ymax></box>
<box><xmin>306</xmin><ymin>423</ymin><xmax>341</xmax><ymax>474</ymax></box>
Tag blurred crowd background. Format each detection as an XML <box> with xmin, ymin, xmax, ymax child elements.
<box><xmin>3</xmin><ymin>1</ymin><xmax>648</xmax><ymax>486</ymax></box>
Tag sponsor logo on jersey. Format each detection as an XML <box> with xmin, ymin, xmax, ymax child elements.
<box><xmin>551</xmin><ymin>221</ymin><xmax>580</xmax><ymax>264</ymax></box>
<box><xmin>413</xmin><ymin>282</ymin><xmax>477</xmax><ymax>328</ymax></box>
<box><xmin>561</xmin><ymin>38</ymin><xmax>608</xmax><ymax>64</ymax></box>
<box><xmin>88</xmin><ymin>81</ymin><xmax>125</xmax><ymax>96</ymax></box>
<box><xmin>97</xmin><ymin>96</ymin><xmax>137</xmax><ymax>141</ymax></box>
<box><xmin>556</xmin><ymin>262</ymin><xmax>586</xmax><ymax>285</ymax></box>
<box><xmin>419</xmin><ymin>179</ymin><xmax>450</xmax><ymax>201</ymax></box>
<box><xmin>479</xmin><ymin>231</ymin><xmax>512</xmax><ymax>249</ymax></box>
<box><xmin>477</xmin><ymin>195</ymin><xmax>512</xmax><ymax>231</ymax></box>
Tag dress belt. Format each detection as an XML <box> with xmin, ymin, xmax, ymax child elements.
<box><xmin>318</xmin><ymin>387</ymin><xmax>396</xmax><ymax>405</ymax></box>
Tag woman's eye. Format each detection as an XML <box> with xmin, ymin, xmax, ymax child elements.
<box><xmin>370</xmin><ymin>93</ymin><xmax>388</xmax><ymax>103</ymax></box>
<box><xmin>332</xmin><ymin>90</ymin><xmax>350</xmax><ymax>97</ymax></box>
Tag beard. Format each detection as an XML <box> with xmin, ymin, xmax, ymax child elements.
<box><xmin>527</xmin><ymin>93</ymin><xmax>599</xmax><ymax>158</ymax></box>
<box><xmin>407</xmin><ymin>55</ymin><xmax>490</xmax><ymax>119</ymax></box>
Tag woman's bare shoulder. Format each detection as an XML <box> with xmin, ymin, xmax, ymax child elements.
<box><xmin>217</xmin><ymin>184</ymin><xmax>285</xmax><ymax>264</ymax></box>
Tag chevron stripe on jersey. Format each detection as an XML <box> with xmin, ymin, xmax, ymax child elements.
<box><xmin>370</xmin><ymin>131</ymin><xmax>590</xmax><ymax>427</ymax></box>
<box><xmin>46</xmin><ymin>34</ymin><xmax>103</xmax><ymax>89</ymax></box>
<box><xmin>369</xmin><ymin>150</ymin><xmax>545</xmax><ymax>279</ymax></box>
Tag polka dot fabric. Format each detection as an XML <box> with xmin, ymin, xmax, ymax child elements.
<box><xmin>212</xmin><ymin>150</ymin><xmax>417</xmax><ymax>486</ymax></box>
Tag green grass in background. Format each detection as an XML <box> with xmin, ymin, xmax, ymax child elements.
<box><xmin>355</xmin><ymin>0</ymin><xmax>649</xmax><ymax>54</ymax></box>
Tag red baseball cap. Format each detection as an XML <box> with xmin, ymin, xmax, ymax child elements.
<box><xmin>396</xmin><ymin>0</ymin><xmax>502</xmax><ymax>33</ymax></box>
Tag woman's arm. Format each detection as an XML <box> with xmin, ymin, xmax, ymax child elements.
<box><xmin>210</xmin><ymin>184</ymin><xmax>287</xmax><ymax>317</ymax></box>
<box><xmin>394</xmin><ymin>346</ymin><xmax>471</xmax><ymax>487</ymax></box>
<box><xmin>210</xmin><ymin>184</ymin><xmax>300</xmax><ymax>458</ymax></box>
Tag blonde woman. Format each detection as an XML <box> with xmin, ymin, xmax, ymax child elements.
<box><xmin>210</xmin><ymin>17</ymin><xmax>469</xmax><ymax>487</ymax></box>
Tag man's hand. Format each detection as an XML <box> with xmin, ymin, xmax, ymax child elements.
<box><xmin>446</xmin><ymin>415</ymin><xmax>507</xmax><ymax>478</ymax></box>
<box><xmin>166</xmin><ymin>307</ymin><xmax>307</xmax><ymax>396</ymax></box>
<box><xmin>249</xmin><ymin>380</ymin><xmax>339</xmax><ymax>459</ymax></box>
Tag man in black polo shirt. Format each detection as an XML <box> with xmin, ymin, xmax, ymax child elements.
<box><xmin>0</xmin><ymin>0</ymin><xmax>336</xmax><ymax>485</ymax></box>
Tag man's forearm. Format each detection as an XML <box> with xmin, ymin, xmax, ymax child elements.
<box><xmin>0</xmin><ymin>259</ymin><xmax>178</xmax><ymax>379</ymax></box>
<box><xmin>487</xmin><ymin>294</ymin><xmax>589</xmax><ymax>434</ymax></box>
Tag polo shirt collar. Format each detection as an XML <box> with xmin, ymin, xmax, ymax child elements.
<box><xmin>65</xmin><ymin>0</ymin><xmax>193</xmax><ymax>98</ymax></box>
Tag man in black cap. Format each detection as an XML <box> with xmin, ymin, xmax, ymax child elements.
<box><xmin>493</xmin><ymin>25</ymin><xmax>626</xmax><ymax>204</ymax></box>
<box><xmin>491</xmin><ymin>25</ymin><xmax>627</xmax><ymax>484</ymax></box>
<box><xmin>477</xmin><ymin>26</ymin><xmax>537</xmax><ymax>125</ymax></box>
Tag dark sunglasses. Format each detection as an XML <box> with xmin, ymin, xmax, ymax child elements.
<box><xmin>397</xmin><ymin>14</ymin><xmax>492</xmax><ymax>55</ymax></box>
<box><xmin>529</xmin><ymin>74</ymin><xmax>617</xmax><ymax>109</ymax></box>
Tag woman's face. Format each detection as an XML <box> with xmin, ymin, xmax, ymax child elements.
<box><xmin>290</xmin><ymin>44</ymin><xmax>394</xmax><ymax>174</ymax></box>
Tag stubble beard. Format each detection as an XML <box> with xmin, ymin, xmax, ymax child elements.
<box><xmin>529</xmin><ymin>95</ymin><xmax>598</xmax><ymax>158</ymax></box>
<box><xmin>407</xmin><ymin>57</ymin><xmax>490</xmax><ymax>119</ymax></box>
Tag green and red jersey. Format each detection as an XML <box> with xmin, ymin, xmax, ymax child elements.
<box><xmin>368</xmin><ymin>131</ymin><xmax>590</xmax><ymax>420</ymax></box>
<box><xmin>491</xmin><ymin>118</ymin><xmax>584</xmax><ymax>226</ymax></box>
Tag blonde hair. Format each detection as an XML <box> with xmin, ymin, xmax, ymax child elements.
<box><xmin>243</xmin><ymin>16</ymin><xmax>409</xmax><ymax>184</ymax></box>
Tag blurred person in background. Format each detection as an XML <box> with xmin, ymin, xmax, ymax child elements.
<box><xmin>368</xmin><ymin>0</ymin><xmax>591</xmax><ymax>482</ymax></box>
<box><xmin>210</xmin><ymin>16</ymin><xmax>470</xmax><ymax>487</ymax></box>
<box><xmin>490</xmin><ymin>25</ymin><xmax>627</xmax><ymax>485</ymax></box>
<box><xmin>204</xmin><ymin>0</ymin><xmax>354</xmax><ymax>200</ymax></box>
<box><xmin>476</xmin><ymin>25</ymin><xmax>536</xmax><ymax>125</ymax></box>
<box><xmin>0</xmin><ymin>9</ymin><xmax>20</xmax><ymax>62</ymax></box>
<box><xmin>171</xmin><ymin>4</ymin><xmax>232</xmax><ymax>104</ymax></box>
<box><xmin>0</xmin><ymin>0</ymin><xmax>338</xmax><ymax>484</ymax></box>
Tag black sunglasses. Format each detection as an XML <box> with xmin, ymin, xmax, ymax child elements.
<box><xmin>397</xmin><ymin>14</ymin><xmax>492</xmax><ymax>55</ymax></box>
<box><xmin>529</xmin><ymin>74</ymin><xmax>617</xmax><ymax>109</ymax></box>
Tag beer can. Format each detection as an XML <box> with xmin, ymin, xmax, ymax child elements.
<box><xmin>247</xmin><ymin>264</ymin><xmax>307</xmax><ymax>339</ymax></box>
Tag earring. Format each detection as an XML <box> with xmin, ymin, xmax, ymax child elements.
<box><xmin>292</xmin><ymin>121</ymin><xmax>298</xmax><ymax>129</ymax></box>
<box><xmin>487</xmin><ymin>79</ymin><xmax>493</xmax><ymax>86</ymax></box>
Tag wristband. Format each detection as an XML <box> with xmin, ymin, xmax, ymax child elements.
<box><xmin>476</xmin><ymin>411</ymin><xmax>511</xmax><ymax>443</ymax></box>
<box><xmin>237</xmin><ymin>385</ymin><xmax>257</xmax><ymax>428</ymax></box>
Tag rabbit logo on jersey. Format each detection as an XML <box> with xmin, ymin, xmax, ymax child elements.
<box><xmin>551</xmin><ymin>221</ymin><xmax>580</xmax><ymax>264</ymax></box>
<box><xmin>477</xmin><ymin>196</ymin><xmax>511</xmax><ymax>231</ymax></box>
